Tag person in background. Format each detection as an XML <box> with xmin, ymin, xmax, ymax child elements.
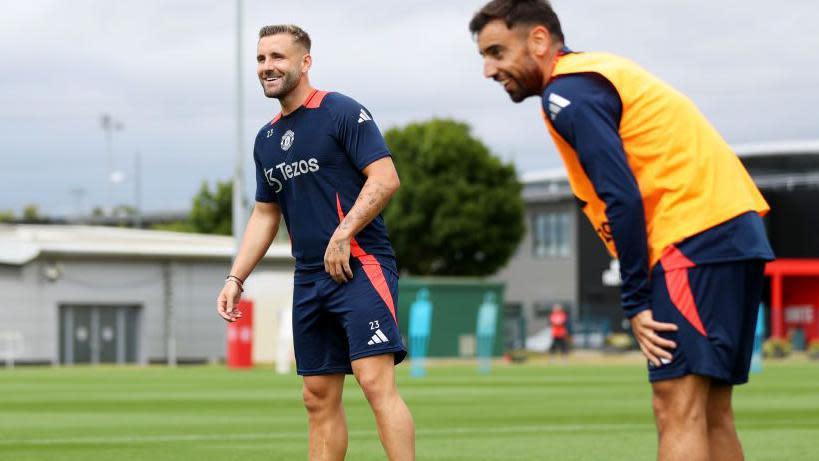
<box><xmin>549</xmin><ymin>303</ymin><xmax>569</xmax><ymax>360</ymax></box>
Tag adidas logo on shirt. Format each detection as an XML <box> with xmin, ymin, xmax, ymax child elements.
<box><xmin>358</xmin><ymin>108</ymin><xmax>372</xmax><ymax>124</ymax></box>
<box><xmin>548</xmin><ymin>93</ymin><xmax>571</xmax><ymax>120</ymax></box>
<box><xmin>367</xmin><ymin>329</ymin><xmax>389</xmax><ymax>346</ymax></box>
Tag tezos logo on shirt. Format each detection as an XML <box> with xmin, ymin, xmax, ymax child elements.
<box><xmin>281</xmin><ymin>130</ymin><xmax>295</xmax><ymax>151</ymax></box>
<box><xmin>264</xmin><ymin>158</ymin><xmax>320</xmax><ymax>193</ymax></box>
<box><xmin>263</xmin><ymin>169</ymin><xmax>283</xmax><ymax>193</ymax></box>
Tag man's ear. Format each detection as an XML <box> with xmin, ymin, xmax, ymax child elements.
<box><xmin>302</xmin><ymin>53</ymin><xmax>313</xmax><ymax>74</ymax></box>
<box><xmin>528</xmin><ymin>25</ymin><xmax>552</xmax><ymax>57</ymax></box>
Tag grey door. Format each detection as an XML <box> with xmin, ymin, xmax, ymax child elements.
<box><xmin>60</xmin><ymin>305</ymin><xmax>140</xmax><ymax>365</ymax></box>
<box><xmin>69</xmin><ymin>307</ymin><xmax>93</xmax><ymax>364</ymax></box>
<box><xmin>124</xmin><ymin>307</ymin><xmax>139</xmax><ymax>363</ymax></box>
<box><xmin>98</xmin><ymin>308</ymin><xmax>118</xmax><ymax>363</ymax></box>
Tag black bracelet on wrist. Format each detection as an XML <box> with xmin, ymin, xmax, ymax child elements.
<box><xmin>227</xmin><ymin>274</ymin><xmax>245</xmax><ymax>284</ymax></box>
<box><xmin>225</xmin><ymin>275</ymin><xmax>245</xmax><ymax>292</ymax></box>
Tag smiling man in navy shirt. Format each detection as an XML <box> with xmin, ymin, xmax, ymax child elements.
<box><xmin>216</xmin><ymin>24</ymin><xmax>414</xmax><ymax>461</ymax></box>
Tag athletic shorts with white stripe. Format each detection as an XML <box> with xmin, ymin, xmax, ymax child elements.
<box><xmin>292</xmin><ymin>260</ymin><xmax>406</xmax><ymax>376</ymax></box>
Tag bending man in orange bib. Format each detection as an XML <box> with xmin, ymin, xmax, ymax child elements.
<box><xmin>470</xmin><ymin>1</ymin><xmax>774</xmax><ymax>460</ymax></box>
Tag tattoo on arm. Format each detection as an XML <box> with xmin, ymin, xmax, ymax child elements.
<box><xmin>338</xmin><ymin>179</ymin><xmax>391</xmax><ymax>236</ymax></box>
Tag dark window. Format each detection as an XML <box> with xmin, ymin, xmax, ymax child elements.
<box><xmin>532</xmin><ymin>211</ymin><xmax>571</xmax><ymax>257</ymax></box>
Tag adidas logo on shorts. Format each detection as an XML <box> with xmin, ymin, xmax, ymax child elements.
<box><xmin>367</xmin><ymin>329</ymin><xmax>389</xmax><ymax>346</ymax></box>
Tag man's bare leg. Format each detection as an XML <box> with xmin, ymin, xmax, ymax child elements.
<box><xmin>707</xmin><ymin>382</ymin><xmax>744</xmax><ymax>461</ymax></box>
<box><xmin>651</xmin><ymin>374</ymin><xmax>710</xmax><ymax>461</ymax></box>
<box><xmin>352</xmin><ymin>354</ymin><xmax>415</xmax><ymax>461</ymax></box>
<box><xmin>303</xmin><ymin>374</ymin><xmax>348</xmax><ymax>461</ymax></box>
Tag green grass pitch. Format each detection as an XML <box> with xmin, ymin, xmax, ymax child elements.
<box><xmin>1</xmin><ymin>360</ymin><xmax>817</xmax><ymax>460</ymax></box>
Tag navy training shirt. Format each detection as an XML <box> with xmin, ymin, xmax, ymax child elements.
<box><xmin>543</xmin><ymin>72</ymin><xmax>774</xmax><ymax>318</ymax></box>
<box><xmin>254</xmin><ymin>89</ymin><xmax>397</xmax><ymax>280</ymax></box>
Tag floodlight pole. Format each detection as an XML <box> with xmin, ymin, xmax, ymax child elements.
<box><xmin>134</xmin><ymin>151</ymin><xmax>142</xmax><ymax>229</ymax></box>
<box><xmin>100</xmin><ymin>114</ymin><xmax>123</xmax><ymax>214</ymax></box>
<box><xmin>232</xmin><ymin>0</ymin><xmax>247</xmax><ymax>255</ymax></box>
<box><xmin>163</xmin><ymin>261</ymin><xmax>177</xmax><ymax>367</ymax></box>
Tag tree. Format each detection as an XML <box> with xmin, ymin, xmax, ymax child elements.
<box><xmin>111</xmin><ymin>204</ymin><xmax>136</xmax><ymax>219</ymax></box>
<box><xmin>22</xmin><ymin>204</ymin><xmax>40</xmax><ymax>221</ymax></box>
<box><xmin>152</xmin><ymin>220</ymin><xmax>195</xmax><ymax>233</ymax></box>
<box><xmin>188</xmin><ymin>180</ymin><xmax>233</xmax><ymax>235</ymax></box>
<box><xmin>383</xmin><ymin>119</ymin><xmax>525</xmax><ymax>276</ymax></box>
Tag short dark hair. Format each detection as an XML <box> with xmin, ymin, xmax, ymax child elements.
<box><xmin>469</xmin><ymin>0</ymin><xmax>564</xmax><ymax>43</ymax></box>
<box><xmin>258</xmin><ymin>24</ymin><xmax>311</xmax><ymax>52</ymax></box>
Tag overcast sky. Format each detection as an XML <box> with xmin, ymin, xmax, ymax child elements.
<box><xmin>2</xmin><ymin>0</ymin><xmax>818</xmax><ymax>216</ymax></box>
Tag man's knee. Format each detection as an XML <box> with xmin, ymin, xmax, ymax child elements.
<box><xmin>357</xmin><ymin>371</ymin><xmax>393</xmax><ymax>405</ymax></box>
<box><xmin>707</xmin><ymin>385</ymin><xmax>735</xmax><ymax>431</ymax></box>
<box><xmin>353</xmin><ymin>356</ymin><xmax>398</xmax><ymax>408</ymax></box>
<box><xmin>707</xmin><ymin>405</ymin><xmax>735</xmax><ymax>434</ymax></box>
<box><xmin>652</xmin><ymin>377</ymin><xmax>709</xmax><ymax>432</ymax></box>
<box><xmin>302</xmin><ymin>379</ymin><xmax>342</xmax><ymax>415</ymax></box>
<box><xmin>652</xmin><ymin>390</ymin><xmax>676</xmax><ymax>432</ymax></box>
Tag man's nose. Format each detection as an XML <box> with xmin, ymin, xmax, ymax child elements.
<box><xmin>483</xmin><ymin>60</ymin><xmax>498</xmax><ymax>79</ymax></box>
<box><xmin>259</xmin><ymin>60</ymin><xmax>274</xmax><ymax>73</ymax></box>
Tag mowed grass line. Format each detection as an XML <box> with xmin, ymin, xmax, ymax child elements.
<box><xmin>0</xmin><ymin>361</ymin><xmax>817</xmax><ymax>460</ymax></box>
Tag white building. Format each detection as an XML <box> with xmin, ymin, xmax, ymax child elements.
<box><xmin>0</xmin><ymin>225</ymin><xmax>294</xmax><ymax>366</ymax></box>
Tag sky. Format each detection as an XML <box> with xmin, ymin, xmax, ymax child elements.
<box><xmin>1</xmin><ymin>0</ymin><xmax>818</xmax><ymax>217</ymax></box>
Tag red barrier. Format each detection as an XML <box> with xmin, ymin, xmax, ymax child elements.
<box><xmin>765</xmin><ymin>259</ymin><xmax>819</xmax><ymax>341</ymax></box>
<box><xmin>784</xmin><ymin>304</ymin><xmax>819</xmax><ymax>342</ymax></box>
<box><xmin>226</xmin><ymin>299</ymin><xmax>253</xmax><ymax>368</ymax></box>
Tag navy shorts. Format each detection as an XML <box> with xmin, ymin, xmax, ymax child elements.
<box><xmin>648</xmin><ymin>253</ymin><xmax>766</xmax><ymax>385</ymax></box>
<box><xmin>292</xmin><ymin>262</ymin><xmax>406</xmax><ymax>376</ymax></box>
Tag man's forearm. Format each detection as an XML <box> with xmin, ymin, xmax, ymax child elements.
<box><xmin>336</xmin><ymin>175</ymin><xmax>397</xmax><ymax>239</ymax></box>
<box><xmin>608</xmin><ymin>200</ymin><xmax>651</xmax><ymax>318</ymax></box>
<box><xmin>229</xmin><ymin>205</ymin><xmax>280</xmax><ymax>280</ymax></box>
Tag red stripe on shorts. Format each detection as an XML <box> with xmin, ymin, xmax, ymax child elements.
<box><xmin>335</xmin><ymin>193</ymin><xmax>397</xmax><ymax>322</ymax></box>
<box><xmin>660</xmin><ymin>245</ymin><xmax>707</xmax><ymax>336</ymax></box>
